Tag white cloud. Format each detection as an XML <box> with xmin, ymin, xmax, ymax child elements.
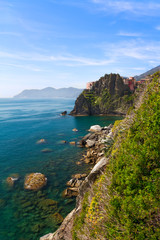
<box><xmin>99</xmin><ymin>40</ymin><xmax>160</xmax><ymax>62</ymax></box>
<box><xmin>155</xmin><ymin>26</ymin><xmax>160</xmax><ymax>30</ymax></box>
<box><xmin>117</xmin><ymin>31</ymin><xmax>142</xmax><ymax>37</ymax></box>
<box><xmin>0</xmin><ymin>51</ymin><xmax>114</xmax><ymax>67</ymax></box>
<box><xmin>91</xmin><ymin>0</ymin><xmax>160</xmax><ymax>16</ymax></box>
<box><xmin>0</xmin><ymin>62</ymin><xmax>43</xmax><ymax>72</ymax></box>
<box><xmin>0</xmin><ymin>31</ymin><xmax>22</xmax><ymax>36</ymax></box>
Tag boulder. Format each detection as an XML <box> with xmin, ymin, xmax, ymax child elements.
<box><xmin>71</xmin><ymin>173</ymin><xmax>87</xmax><ymax>179</ymax></box>
<box><xmin>62</xmin><ymin>188</ymin><xmax>78</xmax><ymax>198</ymax></box>
<box><xmin>89</xmin><ymin>125</ymin><xmax>102</xmax><ymax>132</ymax></box>
<box><xmin>86</xmin><ymin>139</ymin><xmax>95</xmax><ymax>148</ymax></box>
<box><xmin>40</xmin><ymin>233</ymin><xmax>54</xmax><ymax>240</ymax></box>
<box><xmin>76</xmin><ymin>161</ymin><xmax>81</xmax><ymax>165</ymax></box>
<box><xmin>24</xmin><ymin>173</ymin><xmax>47</xmax><ymax>190</ymax></box>
<box><xmin>69</xmin><ymin>141</ymin><xmax>76</xmax><ymax>145</ymax></box>
<box><xmin>61</xmin><ymin>111</ymin><xmax>67</xmax><ymax>116</ymax></box>
<box><xmin>72</xmin><ymin>128</ymin><xmax>78</xmax><ymax>132</ymax></box>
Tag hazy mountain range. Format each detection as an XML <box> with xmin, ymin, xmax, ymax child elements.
<box><xmin>14</xmin><ymin>87</ymin><xmax>84</xmax><ymax>99</ymax></box>
<box><xmin>13</xmin><ymin>65</ymin><xmax>160</xmax><ymax>99</ymax></box>
<box><xmin>134</xmin><ymin>65</ymin><xmax>160</xmax><ymax>81</ymax></box>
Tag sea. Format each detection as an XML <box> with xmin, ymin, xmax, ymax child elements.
<box><xmin>0</xmin><ymin>98</ymin><xmax>123</xmax><ymax>240</ymax></box>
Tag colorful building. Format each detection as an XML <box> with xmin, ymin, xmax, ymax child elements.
<box><xmin>123</xmin><ymin>77</ymin><xmax>136</xmax><ymax>92</ymax></box>
<box><xmin>86</xmin><ymin>82</ymin><xmax>94</xmax><ymax>90</ymax></box>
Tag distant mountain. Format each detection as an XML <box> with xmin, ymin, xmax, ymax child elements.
<box><xmin>134</xmin><ymin>65</ymin><xmax>160</xmax><ymax>81</ymax></box>
<box><xmin>14</xmin><ymin>87</ymin><xmax>84</xmax><ymax>99</ymax></box>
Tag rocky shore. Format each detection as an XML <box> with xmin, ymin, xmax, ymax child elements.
<box><xmin>40</xmin><ymin>123</ymin><xmax>114</xmax><ymax>240</ymax></box>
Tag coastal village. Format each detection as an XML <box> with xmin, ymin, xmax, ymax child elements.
<box><xmin>86</xmin><ymin>76</ymin><xmax>151</xmax><ymax>92</ymax></box>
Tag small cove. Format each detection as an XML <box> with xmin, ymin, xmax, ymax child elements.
<box><xmin>0</xmin><ymin>98</ymin><xmax>123</xmax><ymax>240</ymax></box>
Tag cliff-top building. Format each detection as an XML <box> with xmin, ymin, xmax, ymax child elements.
<box><xmin>86</xmin><ymin>82</ymin><xmax>94</xmax><ymax>90</ymax></box>
<box><xmin>123</xmin><ymin>77</ymin><xmax>136</xmax><ymax>92</ymax></box>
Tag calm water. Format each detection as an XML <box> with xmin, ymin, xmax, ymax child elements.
<box><xmin>0</xmin><ymin>98</ymin><xmax>123</xmax><ymax>240</ymax></box>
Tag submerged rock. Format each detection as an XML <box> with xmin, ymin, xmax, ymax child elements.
<box><xmin>61</xmin><ymin>140</ymin><xmax>67</xmax><ymax>144</ymax></box>
<box><xmin>0</xmin><ymin>199</ymin><xmax>6</xmax><ymax>208</ymax></box>
<box><xmin>24</xmin><ymin>173</ymin><xmax>47</xmax><ymax>190</ymax></box>
<box><xmin>41</xmin><ymin>148</ymin><xmax>53</xmax><ymax>153</ymax></box>
<box><xmin>36</xmin><ymin>139</ymin><xmax>46</xmax><ymax>144</ymax></box>
<box><xmin>46</xmin><ymin>213</ymin><xmax>64</xmax><ymax>226</ymax></box>
<box><xmin>38</xmin><ymin>199</ymin><xmax>57</xmax><ymax>211</ymax></box>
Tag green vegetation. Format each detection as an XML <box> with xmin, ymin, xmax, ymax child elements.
<box><xmin>106</xmin><ymin>73</ymin><xmax>160</xmax><ymax>239</ymax></box>
<box><xmin>72</xmin><ymin>192</ymin><xmax>89</xmax><ymax>239</ymax></box>
<box><xmin>73</xmin><ymin>73</ymin><xmax>160</xmax><ymax>239</ymax></box>
<box><xmin>83</xmin><ymin>88</ymin><xmax>112</xmax><ymax>111</ymax></box>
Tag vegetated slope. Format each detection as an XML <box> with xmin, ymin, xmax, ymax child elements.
<box><xmin>134</xmin><ymin>65</ymin><xmax>160</xmax><ymax>81</ymax></box>
<box><xmin>14</xmin><ymin>87</ymin><xmax>83</xmax><ymax>99</ymax></box>
<box><xmin>72</xmin><ymin>72</ymin><xmax>160</xmax><ymax>240</ymax></box>
<box><xmin>70</xmin><ymin>73</ymin><xmax>132</xmax><ymax>116</ymax></box>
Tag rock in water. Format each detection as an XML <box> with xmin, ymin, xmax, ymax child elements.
<box><xmin>24</xmin><ymin>173</ymin><xmax>47</xmax><ymax>190</ymax></box>
<box><xmin>72</xmin><ymin>128</ymin><xmax>78</xmax><ymax>132</ymax></box>
<box><xmin>69</xmin><ymin>141</ymin><xmax>76</xmax><ymax>145</ymax></box>
<box><xmin>41</xmin><ymin>148</ymin><xmax>53</xmax><ymax>153</ymax></box>
<box><xmin>36</xmin><ymin>139</ymin><xmax>46</xmax><ymax>144</ymax></box>
<box><xmin>6</xmin><ymin>174</ymin><xmax>19</xmax><ymax>187</ymax></box>
<box><xmin>61</xmin><ymin>111</ymin><xmax>67</xmax><ymax>116</ymax></box>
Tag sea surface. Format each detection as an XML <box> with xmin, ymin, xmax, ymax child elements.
<box><xmin>0</xmin><ymin>98</ymin><xmax>123</xmax><ymax>240</ymax></box>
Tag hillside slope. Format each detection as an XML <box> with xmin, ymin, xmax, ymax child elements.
<box><xmin>72</xmin><ymin>72</ymin><xmax>160</xmax><ymax>240</ymax></box>
<box><xmin>41</xmin><ymin>72</ymin><xmax>160</xmax><ymax>240</ymax></box>
<box><xmin>134</xmin><ymin>65</ymin><xmax>160</xmax><ymax>81</ymax></box>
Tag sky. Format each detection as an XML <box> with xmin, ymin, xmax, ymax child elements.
<box><xmin>0</xmin><ymin>0</ymin><xmax>160</xmax><ymax>97</ymax></box>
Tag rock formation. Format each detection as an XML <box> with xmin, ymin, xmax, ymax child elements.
<box><xmin>24</xmin><ymin>173</ymin><xmax>47</xmax><ymax>190</ymax></box>
<box><xmin>70</xmin><ymin>73</ymin><xmax>131</xmax><ymax>115</ymax></box>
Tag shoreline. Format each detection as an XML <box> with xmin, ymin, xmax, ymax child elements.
<box><xmin>40</xmin><ymin>123</ymin><xmax>114</xmax><ymax>240</ymax></box>
<box><xmin>69</xmin><ymin>112</ymin><xmax>126</xmax><ymax>117</ymax></box>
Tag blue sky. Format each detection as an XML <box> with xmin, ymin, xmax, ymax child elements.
<box><xmin>0</xmin><ymin>0</ymin><xmax>160</xmax><ymax>97</ymax></box>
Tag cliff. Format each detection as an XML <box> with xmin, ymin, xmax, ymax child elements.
<box><xmin>70</xmin><ymin>73</ymin><xmax>132</xmax><ymax>116</ymax></box>
<box><xmin>40</xmin><ymin>72</ymin><xmax>160</xmax><ymax>240</ymax></box>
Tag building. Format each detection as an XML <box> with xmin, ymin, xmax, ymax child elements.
<box><xmin>86</xmin><ymin>82</ymin><xmax>94</xmax><ymax>90</ymax></box>
<box><xmin>136</xmin><ymin>77</ymin><xmax>151</xmax><ymax>85</ymax></box>
<box><xmin>123</xmin><ymin>77</ymin><xmax>136</xmax><ymax>92</ymax></box>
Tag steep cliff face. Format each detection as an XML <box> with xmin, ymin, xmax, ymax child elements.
<box><xmin>40</xmin><ymin>72</ymin><xmax>160</xmax><ymax>240</ymax></box>
<box><xmin>70</xmin><ymin>73</ymin><xmax>131</xmax><ymax>115</ymax></box>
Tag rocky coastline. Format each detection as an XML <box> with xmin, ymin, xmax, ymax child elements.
<box><xmin>40</xmin><ymin>123</ymin><xmax>114</xmax><ymax>240</ymax></box>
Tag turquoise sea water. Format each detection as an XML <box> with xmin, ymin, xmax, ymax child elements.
<box><xmin>0</xmin><ymin>98</ymin><xmax>123</xmax><ymax>240</ymax></box>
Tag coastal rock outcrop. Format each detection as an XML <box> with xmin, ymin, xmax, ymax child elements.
<box><xmin>24</xmin><ymin>173</ymin><xmax>47</xmax><ymax>190</ymax></box>
<box><xmin>40</xmin><ymin>124</ymin><xmax>114</xmax><ymax>239</ymax></box>
<box><xmin>61</xmin><ymin>111</ymin><xmax>67</xmax><ymax>116</ymax></box>
<box><xmin>70</xmin><ymin>73</ymin><xmax>131</xmax><ymax>116</ymax></box>
<box><xmin>6</xmin><ymin>174</ymin><xmax>19</xmax><ymax>187</ymax></box>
